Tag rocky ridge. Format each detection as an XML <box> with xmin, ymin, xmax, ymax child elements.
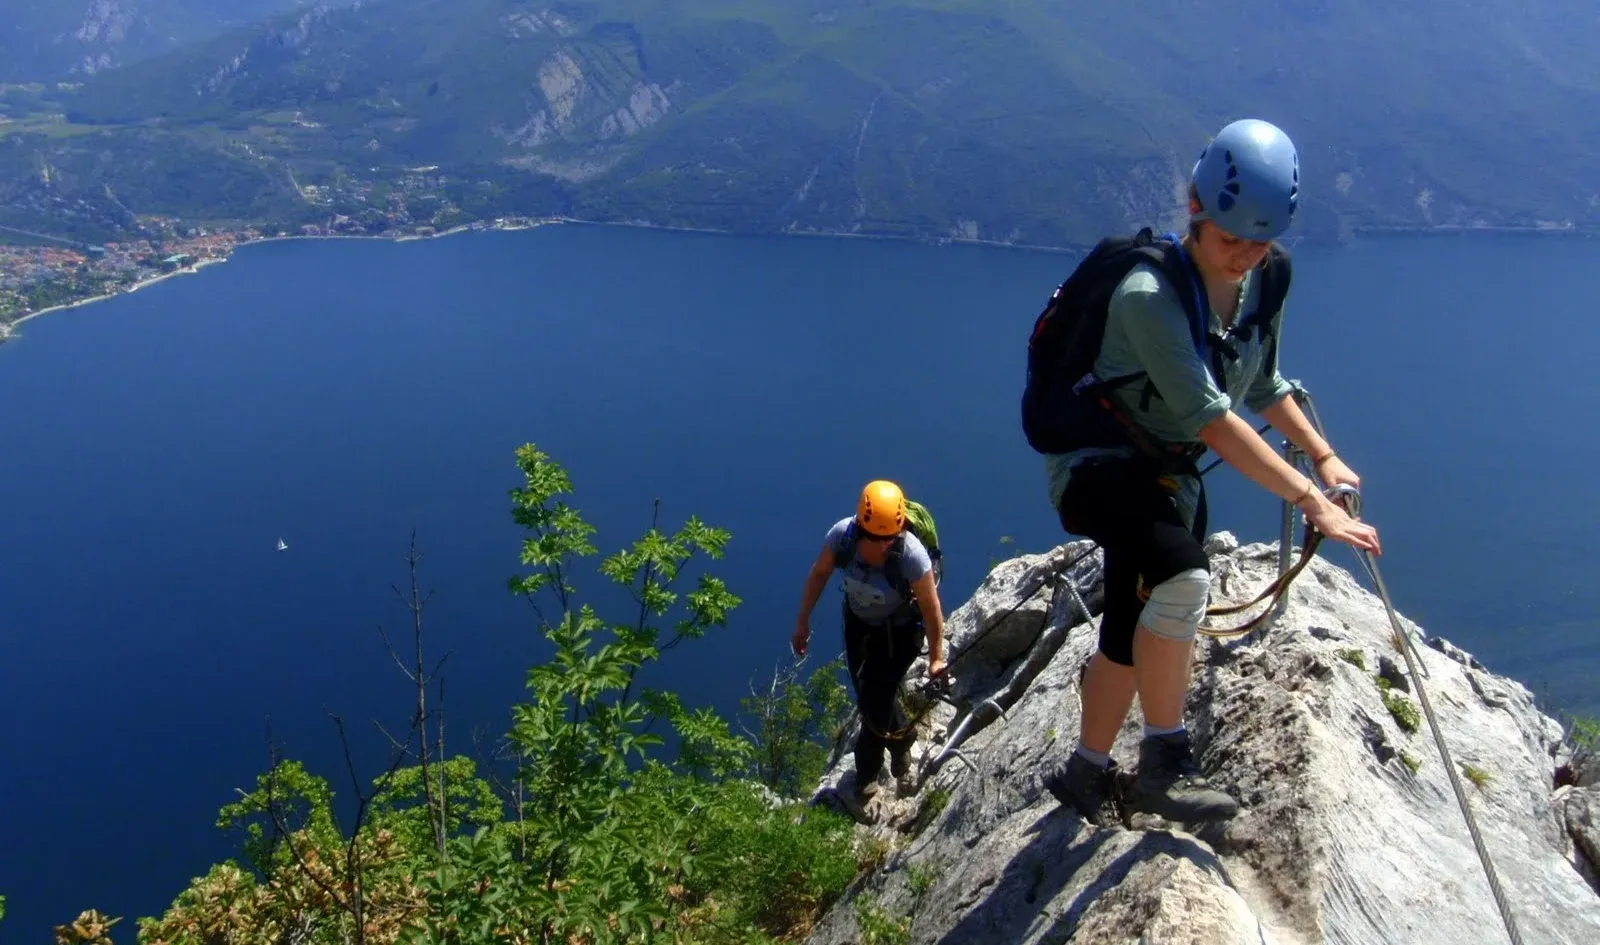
<box><xmin>805</xmin><ymin>533</ymin><xmax>1600</xmax><ymax>945</ymax></box>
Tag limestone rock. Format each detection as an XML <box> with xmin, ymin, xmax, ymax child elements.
<box><xmin>1565</xmin><ymin>787</ymin><xmax>1600</xmax><ymax>892</ymax></box>
<box><xmin>1572</xmin><ymin>745</ymin><xmax>1600</xmax><ymax>788</ymax></box>
<box><xmin>804</xmin><ymin>533</ymin><xmax>1600</xmax><ymax>945</ymax></box>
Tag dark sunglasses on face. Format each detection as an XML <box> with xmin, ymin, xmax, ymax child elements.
<box><xmin>860</xmin><ymin>530</ymin><xmax>898</xmax><ymax>543</ymax></box>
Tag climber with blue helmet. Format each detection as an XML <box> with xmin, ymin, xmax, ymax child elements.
<box><xmin>1032</xmin><ymin>118</ymin><xmax>1382</xmax><ymax>826</ymax></box>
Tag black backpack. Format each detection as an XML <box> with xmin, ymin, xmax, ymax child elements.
<box><xmin>1019</xmin><ymin>227</ymin><xmax>1292</xmax><ymax>460</ymax></box>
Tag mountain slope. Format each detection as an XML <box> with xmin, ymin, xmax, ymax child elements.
<box><xmin>12</xmin><ymin>0</ymin><xmax>1600</xmax><ymax>247</ymax></box>
<box><xmin>0</xmin><ymin>0</ymin><xmax>350</xmax><ymax>81</ymax></box>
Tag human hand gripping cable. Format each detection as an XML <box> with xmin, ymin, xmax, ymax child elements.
<box><xmin>1198</xmin><ymin>410</ymin><xmax>1381</xmax><ymax>556</ymax></box>
<box><xmin>1299</xmin><ymin>468</ymin><xmax>1381</xmax><ymax>555</ymax></box>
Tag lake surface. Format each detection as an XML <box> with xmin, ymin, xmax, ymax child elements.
<box><xmin>1</xmin><ymin>223</ymin><xmax>1594</xmax><ymax>936</ymax></box>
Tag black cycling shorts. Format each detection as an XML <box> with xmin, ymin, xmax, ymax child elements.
<box><xmin>1055</xmin><ymin>458</ymin><xmax>1210</xmax><ymax>666</ymax></box>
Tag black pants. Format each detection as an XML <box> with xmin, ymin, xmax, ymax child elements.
<box><xmin>1056</xmin><ymin>457</ymin><xmax>1210</xmax><ymax>667</ymax></box>
<box><xmin>843</xmin><ymin>602</ymin><xmax>924</xmax><ymax>782</ymax></box>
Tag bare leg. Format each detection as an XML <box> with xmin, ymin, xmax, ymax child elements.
<box><xmin>1131</xmin><ymin>626</ymin><xmax>1194</xmax><ymax>730</ymax></box>
<box><xmin>1047</xmin><ymin>649</ymin><xmax>1137</xmax><ymax>824</ymax></box>
<box><xmin>1078</xmin><ymin>651</ymin><xmax>1138</xmax><ymax>754</ymax></box>
<box><xmin>1126</xmin><ymin>624</ymin><xmax>1238</xmax><ymax>821</ymax></box>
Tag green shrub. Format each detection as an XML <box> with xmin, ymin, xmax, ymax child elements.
<box><xmin>121</xmin><ymin>443</ymin><xmax>860</xmax><ymax>945</ymax></box>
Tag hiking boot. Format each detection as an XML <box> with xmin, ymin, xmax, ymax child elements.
<box><xmin>1044</xmin><ymin>753</ymin><xmax>1122</xmax><ymax>827</ymax></box>
<box><xmin>1125</xmin><ymin>731</ymin><xmax>1240</xmax><ymax>823</ymax></box>
<box><xmin>835</xmin><ymin>773</ymin><xmax>880</xmax><ymax>825</ymax></box>
<box><xmin>891</xmin><ymin>748</ymin><xmax>915</xmax><ymax>795</ymax></box>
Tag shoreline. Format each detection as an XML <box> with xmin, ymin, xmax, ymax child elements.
<box><xmin>3</xmin><ymin>214</ymin><xmax>1595</xmax><ymax>341</ymax></box>
<box><xmin>539</xmin><ymin>214</ymin><xmax>1600</xmax><ymax>260</ymax></box>
<box><xmin>545</xmin><ymin>215</ymin><xmax>1084</xmax><ymax>256</ymax></box>
<box><xmin>4</xmin><ymin>255</ymin><xmax>230</xmax><ymax>335</ymax></box>
<box><xmin>0</xmin><ymin>222</ymin><xmax>520</xmax><ymax>339</ymax></box>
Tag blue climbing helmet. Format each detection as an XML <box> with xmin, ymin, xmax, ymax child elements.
<box><xmin>1190</xmin><ymin>118</ymin><xmax>1300</xmax><ymax>241</ymax></box>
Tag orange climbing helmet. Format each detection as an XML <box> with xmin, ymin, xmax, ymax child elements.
<box><xmin>856</xmin><ymin>480</ymin><xmax>907</xmax><ymax>537</ymax></box>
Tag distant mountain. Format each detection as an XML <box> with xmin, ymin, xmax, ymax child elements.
<box><xmin>0</xmin><ymin>0</ymin><xmax>347</xmax><ymax>81</ymax></box>
<box><xmin>7</xmin><ymin>0</ymin><xmax>1600</xmax><ymax>248</ymax></box>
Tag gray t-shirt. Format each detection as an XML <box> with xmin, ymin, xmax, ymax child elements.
<box><xmin>1044</xmin><ymin>260</ymin><xmax>1295</xmax><ymax>530</ymax></box>
<box><xmin>825</xmin><ymin>517</ymin><xmax>933</xmax><ymax>624</ymax></box>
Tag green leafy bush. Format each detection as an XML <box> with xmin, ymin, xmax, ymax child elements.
<box><xmin>110</xmin><ymin>442</ymin><xmax>861</xmax><ymax>944</ymax></box>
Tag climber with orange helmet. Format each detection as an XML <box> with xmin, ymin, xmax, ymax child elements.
<box><xmin>793</xmin><ymin>479</ymin><xmax>947</xmax><ymax>801</ymax></box>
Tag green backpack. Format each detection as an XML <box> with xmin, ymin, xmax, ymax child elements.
<box><xmin>839</xmin><ymin>497</ymin><xmax>944</xmax><ymax>598</ymax></box>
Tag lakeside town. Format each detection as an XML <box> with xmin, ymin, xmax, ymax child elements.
<box><xmin>0</xmin><ymin>212</ymin><xmax>559</xmax><ymax>339</ymax></box>
<box><xmin>0</xmin><ymin>161</ymin><xmax>569</xmax><ymax>338</ymax></box>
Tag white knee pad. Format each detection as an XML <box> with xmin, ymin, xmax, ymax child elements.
<box><xmin>1138</xmin><ymin>568</ymin><xmax>1210</xmax><ymax>642</ymax></box>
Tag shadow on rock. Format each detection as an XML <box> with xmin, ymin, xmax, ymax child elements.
<box><xmin>933</xmin><ymin>802</ymin><xmax>1230</xmax><ymax>945</ymax></box>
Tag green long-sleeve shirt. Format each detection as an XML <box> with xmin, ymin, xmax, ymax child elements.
<box><xmin>1044</xmin><ymin>260</ymin><xmax>1295</xmax><ymax>531</ymax></box>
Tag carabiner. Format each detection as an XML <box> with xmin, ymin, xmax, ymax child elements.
<box><xmin>1323</xmin><ymin>482</ymin><xmax>1362</xmax><ymax>517</ymax></box>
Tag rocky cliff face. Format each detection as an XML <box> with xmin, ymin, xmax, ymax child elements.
<box><xmin>0</xmin><ymin>1</ymin><xmax>324</xmax><ymax>81</ymax></box>
<box><xmin>805</xmin><ymin>534</ymin><xmax>1600</xmax><ymax>944</ymax></box>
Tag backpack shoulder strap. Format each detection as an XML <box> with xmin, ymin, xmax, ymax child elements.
<box><xmin>884</xmin><ymin>535</ymin><xmax>910</xmax><ymax>596</ymax></box>
<box><xmin>1071</xmin><ymin>230</ymin><xmax>1209</xmax><ymax>378</ymax></box>
<box><xmin>834</xmin><ymin>522</ymin><xmax>860</xmax><ymax>570</ymax></box>
<box><xmin>1240</xmin><ymin>242</ymin><xmax>1293</xmax><ymax>335</ymax></box>
<box><xmin>1152</xmin><ymin>233</ymin><xmax>1211</xmax><ymax>359</ymax></box>
<box><xmin>1239</xmin><ymin>241</ymin><xmax>1293</xmax><ymax>376</ymax></box>
<box><xmin>1120</xmin><ymin>232</ymin><xmax>1212</xmax><ymax>400</ymax></box>
<box><xmin>1260</xmin><ymin>242</ymin><xmax>1292</xmax><ymax>323</ymax></box>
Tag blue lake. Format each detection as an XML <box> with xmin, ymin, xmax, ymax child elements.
<box><xmin>1</xmin><ymin>223</ymin><xmax>1594</xmax><ymax>937</ymax></box>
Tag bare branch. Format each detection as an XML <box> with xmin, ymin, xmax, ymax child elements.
<box><xmin>262</xmin><ymin>726</ymin><xmax>351</xmax><ymax>916</ymax></box>
<box><xmin>436</xmin><ymin>672</ymin><xmax>448</xmax><ymax>855</ymax></box>
<box><xmin>380</xmin><ymin>530</ymin><xmax>447</xmax><ymax>858</ymax></box>
<box><xmin>472</xmin><ymin>728</ymin><xmax>519</xmax><ymax>799</ymax></box>
<box><xmin>520</xmin><ymin>592</ymin><xmax>550</xmax><ymax>628</ymax></box>
<box><xmin>377</xmin><ymin>624</ymin><xmax>417</xmax><ymax>683</ymax></box>
<box><xmin>618</xmin><ymin>499</ymin><xmax>664</xmax><ymax>706</ymax></box>
<box><xmin>372</xmin><ymin>721</ymin><xmax>414</xmax><ymax>757</ymax></box>
<box><xmin>407</xmin><ymin>531</ymin><xmax>441</xmax><ymax>856</ymax></box>
<box><xmin>327</xmin><ymin>711</ymin><xmax>371</xmax><ymax>945</ymax></box>
<box><xmin>324</xmin><ymin>702</ymin><xmax>422</xmax><ymax>945</ymax></box>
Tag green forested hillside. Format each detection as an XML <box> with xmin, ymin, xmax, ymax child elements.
<box><xmin>6</xmin><ymin>0</ymin><xmax>1600</xmax><ymax>247</ymax></box>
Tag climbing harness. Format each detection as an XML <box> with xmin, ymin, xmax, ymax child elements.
<box><xmin>927</xmin><ymin>416</ymin><xmax>1298</xmax><ymax>672</ymax></box>
<box><xmin>850</xmin><ymin>668</ymin><xmax>952</xmax><ymax>743</ymax></box>
<box><xmin>839</xmin><ymin>596</ymin><xmax>956</xmax><ymax>744</ymax></box>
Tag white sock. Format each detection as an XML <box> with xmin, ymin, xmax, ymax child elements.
<box><xmin>1073</xmin><ymin>744</ymin><xmax>1112</xmax><ymax>768</ymax></box>
<box><xmin>1143</xmin><ymin>722</ymin><xmax>1186</xmax><ymax>739</ymax></box>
